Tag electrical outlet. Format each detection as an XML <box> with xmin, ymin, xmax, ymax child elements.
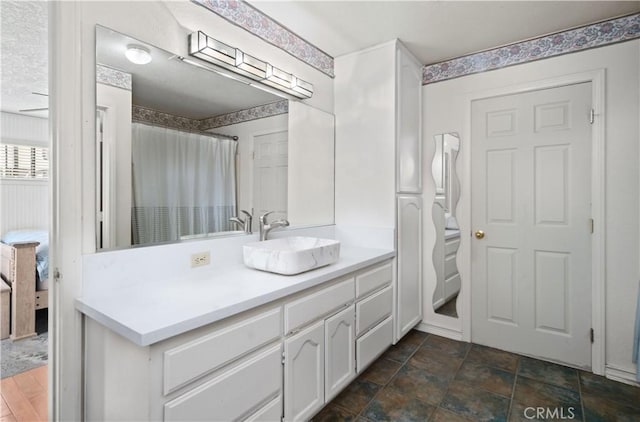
<box><xmin>190</xmin><ymin>251</ymin><xmax>210</xmax><ymax>268</ymax></box>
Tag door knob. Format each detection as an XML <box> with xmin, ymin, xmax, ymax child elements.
<box><xmin>475</xmin><ymin>230</ymin><xmax>485</xmax><ymax>239</ymax></box>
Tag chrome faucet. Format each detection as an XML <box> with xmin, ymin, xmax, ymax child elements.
<box><xmin>229</xmin><ymin>210</ymin><xmax>254</xmax><ymax>234</ymax></box>
<box><xmin>259</xmin><ymin>211</ymin><xmax>290</xmax><ymax>241</ymax></box>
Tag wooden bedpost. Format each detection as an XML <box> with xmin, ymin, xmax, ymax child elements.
<box><xmin>1</xmin><ymin>241</ymin><xmax>39</xmax><ymax>340</ymax></box>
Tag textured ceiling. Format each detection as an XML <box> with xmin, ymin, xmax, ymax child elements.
<box><xmin>1</xmin><ymin>0</ymin><xmax>48</xmax><ymax>119</ymax></box>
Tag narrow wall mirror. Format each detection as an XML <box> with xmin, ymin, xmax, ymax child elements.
<box><xmin>95</xmin><ymin>26</ymin><xmax>335</xmax><ymax>251</ymax></box>
<box><xmin>432</xmin><ymin>133</ymin><xmax>461</xmax><ymax>317</ymax></box>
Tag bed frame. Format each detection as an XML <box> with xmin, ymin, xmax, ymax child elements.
<box><xmin>0</xmin><ymin>241</ymin><xmax>48</xmax><ymax>340</ymax></box>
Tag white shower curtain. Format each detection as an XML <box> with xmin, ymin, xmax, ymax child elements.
<box><xmin>131</xmin><ymin>122</ymin><xmax>237</xmax><ymax>245</ymax></box>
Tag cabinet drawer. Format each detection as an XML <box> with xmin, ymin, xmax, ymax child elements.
<box><xmin>284</xmin><ymin>278</ymin><xmax>354</xmax><ymax>334</ymax></box>
<box><xmin>164</xmin><ymin>308</ymin><xmax>281</xmax><ymax>395</ymax></box>
<box><xmin>244</xmin><ymin>395</ymin><xmax>282</xmax><ymax>422</ymax></box>
<box><xmin>356</xmin><ymin>316</ymin><xmax>393</xmax><ymax>373</ymax></box>
<box><xmin>355</xmin><ymin>261</ymin><xmax>393</xmax><ymax>299</ymax></box>
<box><xmin>35</xmin><ymin>290</ymin><xmax>48</xmax><ymax>310</ymax></box>
<box><xmin>356</xmin><ymin>285</ymin><xmax>393</xmax><ymax>336</ymax></box>
<box><xmin>444</xmin><ymin>255</ymin><xmax>458</xmax><ymax>279</ymax></box>
<box><xmin>164</xmin><ymin>344</ymin><xmax>282</xmax><ymax>422</ymax></box>
<box><xmin>445</xmin><ymin>238</ymin><xmax>460</xmax><ymax>256</ymax></box>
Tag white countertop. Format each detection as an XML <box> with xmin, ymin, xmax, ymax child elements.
<box><xmin>75</xmin><ymin>246</ymin><xmax>394</xmax><ymax>347</ymax></box>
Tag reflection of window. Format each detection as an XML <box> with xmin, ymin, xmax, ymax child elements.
<box><xmin>0</xmin><ymin>144</ymin><xmax>49</xmax><ymax>179</ymax></box>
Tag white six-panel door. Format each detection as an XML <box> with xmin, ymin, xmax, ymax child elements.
<box><xmin>471</xmin><ymin>83</ymin><xmax>592</xmax><ymax>368</ymax></box>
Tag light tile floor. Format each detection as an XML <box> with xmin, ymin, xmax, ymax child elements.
<box><xmin>315</xmin><ymin>330</ymin><xmax>640</xmax><ymax>422</ymax></box>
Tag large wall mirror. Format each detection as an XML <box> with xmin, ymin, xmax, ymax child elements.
<box><xmin>432</xmin><ymin>133</ymin><xmax>461</xmax><ymax>317</ymax></box>
<box><xmin>95</xmin><ymin>26</ymin><xmax>334</xmax><ymax>251</ymax></box>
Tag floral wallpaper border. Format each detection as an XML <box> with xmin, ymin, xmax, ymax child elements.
<box><xmin>132</xmin><ymin>100</ymin><xmax>288</xmax><ymax>132</ymax></box>
<box><xmin>423</xmin><ymin>13</ymin><xmax>640</xmax><ymax>84</ymax></box>
<box><xmin>191</xmin><ymin>0</ymin><xmax>334</xmax><ymax>78</ymax></box>
<box><xmin>96</xmin><ymin>64</ymin><xmax>132</xmax><ymax>91</ymax></box>
<box><xmin>132</xmin><ymin>105</ymin><xmax>200</xmax><ymax>131</ymax></box>
<box><xmin>200</xmin><ymin>100</ymin><xmax>288</xmax><ymax>129</ymax></box>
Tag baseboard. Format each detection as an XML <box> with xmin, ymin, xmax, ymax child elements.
<box><xmin>416</xmin><ymin>322</ymin><xmax>463</xmax><ymax>341</ymax></box>
<box><xmin>432</xmin><ymin>298</ymin><xmax>445</xmax><ymax>310</ymax></box>
<box><xmin>605</xmin><ymin>365</ymin><xmax>639</xmax><ymax>387</ymax></box>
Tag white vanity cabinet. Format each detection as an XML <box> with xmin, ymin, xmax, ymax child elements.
<box><xmin>396</xmin><ymin>42</ymin><xmax>423</xmax><ymax>194</ymax></box>
<box><xmin>284</xmin><ymin>320</ymin><xmax>325</xmax><ymax>422</ymax></box>
<box><xmin>335</xmin><ymin>40</ymin><xmax>423</xmax><ymax>343</ymax></box>
<box><xmin>397</xmin><ymin>195</ymin><xmax>423</xmax><ymax>338</ymax></box>
<box><xmin>84</xmin><ymin>304</ymin><xmax>285</xmax><ymax>422</ymax></box>
<box><xmin>282</xmin><ymin>276</ymin><xmax>356</xmax><ymax>421</ymax></box>
<box><xmin>83</xmin><ymin>259</ymin><xmax>395</xmax><ymax>422</ymax></box>
<box><xmin>324</xmin><ymin>305</ymin><xmax>356</xmax><ymax>401</ymax></box>
<box><xmin>354</xmin><ymin>262</ymin><xmax>394</xmax><ymax>372</ymax></box>
<box><xmin>282</xmin><ymin>261</ymin><xmax>393</xmax><ymax>421</ymax></box>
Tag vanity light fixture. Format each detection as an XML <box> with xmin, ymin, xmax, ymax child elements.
<box><xmin>264</xmin><ymin>65</ymin><xmax>293</xmax><ymax>89</ymax></box>
<box><xmin>189</xmin><ymin>31</ymin><xmax>236</xmax><ymax>66</ymax></box>
<box><xmin>188</xmin><ymin>30</ymin><xmax>313</xmax><ymax>99</ymax></box>
<box><xmin>235</xmin><ymin>50</ymin><xmax>268</xmax><ymax>80</ymax></box>
<box><xmin>125</xmin><ymin>44</ymin><xmax>152</xmax><ymax>65</ymax></box>
<box><xmin>291</xmin><ymin>76</ymin><xmax>313</xmax><ymax>98</ymax></box>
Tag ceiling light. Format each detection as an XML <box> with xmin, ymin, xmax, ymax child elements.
<box><xmin>125</xmin><ymin>45</ymin><xmax>152</xmax><ymax>65</ymax></box>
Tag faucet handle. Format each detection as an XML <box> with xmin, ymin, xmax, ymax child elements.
<box><xmin>259</xmin><ymin>211</ymin><xmax>274</xmax><ymax>224</ymax></box>
<box><xmin>241</xmin><ymin>209</ymin><xmax>253</xmax><ymax>219</ymax></box>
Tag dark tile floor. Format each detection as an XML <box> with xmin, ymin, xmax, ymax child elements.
<box><xmin>435</xmin><ymin>296</ymin><xmax>458</xmax><ymax>318</ymax></box>
<box><xmin>314</xmin><ymin>330</ymin><xmax>640</xmax><ymax>422</ymax></box>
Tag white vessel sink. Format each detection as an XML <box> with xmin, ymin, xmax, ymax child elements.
<box><xmin>243</xmin><ymin>237</ymin><xmax>340</xmax><ymax>275</ymax></box>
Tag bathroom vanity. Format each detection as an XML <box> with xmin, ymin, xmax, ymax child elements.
<box><xmin>77</xmin><ymin>236</ymin><xmax>395</xmax><ymax>421</ymax></box>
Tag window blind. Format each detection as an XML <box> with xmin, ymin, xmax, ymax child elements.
<box><xmin>0</xmin><ymin>144</ymin><xmax>49</xmax><ymax>179</ymax></box>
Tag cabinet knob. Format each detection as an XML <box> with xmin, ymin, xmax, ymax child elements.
<box><xmin>474</xmin><ymin>230</ymin><xmax>485</xmax><ymax>239</ymax></box>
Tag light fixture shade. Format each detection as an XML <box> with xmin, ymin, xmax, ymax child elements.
<box><xmin>125</xmin><ymin>44</ymin><xmax>152</xmax><ymax>65</ymax></box>
<box><xmin>235</xmin><ymin>50</ymin><xmax>267</xmax><ymax>80</ymax></box>
<box><xmin>264</xmin><ymin>64</ymin><xmax>293</xmax><ymax>88</ymax></box>
<box><xmin>189</xmin><ymin>31</ymin><xmax>236</xmax><ymax>66</ymax></box>
<box><xmin>291</xmin><ymin>77</ymin><xmax>314</xmax><ymax>97</ymax></box>
<box><xmin>263</xmin><ymin>65</ymin><xmax>313</xmax><ymax>99</ymax></box>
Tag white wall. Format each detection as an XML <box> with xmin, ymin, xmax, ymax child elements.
<box><xmin>0</xmin><ymin>180</ymin><xmax>48</xmax><ymax>235</ymax></box>
<box><xmin>97</xmin><ymin>83</ymin><xmax>132</xmax><ymax>249</ymax></box>
<box><xmin>1</xmin><ymin>112</ymin><xmax>48</xmax><ymax>147</ymax></box>
<box><xmin>52</xmin><ymin>1</ymin><xmax>335</xmax><ymax>418</ymax></box>
<box><xmin>0</xmin><ymin>112</ymin><xmax>49</xmax><ymax>235</ymax></box>
<box><xmin>422</xmin><ymin>40</ymin><xmax>640</xmax><ymax>378</ymax></box>
<box><xmin>288</xmin><ymin>101</ymin><xmax>335</xmax><ymax>227</ymax></box>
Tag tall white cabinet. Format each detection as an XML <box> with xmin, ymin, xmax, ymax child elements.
<box><xmin>335</xmin><ymin>40</ymin><xmax>423</xmax><ymax>342</ymax></box>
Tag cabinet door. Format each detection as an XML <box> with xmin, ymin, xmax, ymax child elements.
<box><xmin>284</xmin><ymin>320</ymin><xmax>325</xmax><ymax>422</ymax></box>
<box><xmin>396</xmin><ymin>46</ymin><xmax>422</xmax><ymax>194</ymax></box>
<box><xmin>397</xmin><ymin>195</ymin><xmax>423</xmax><ymax>340</ymax></box>
<box><xmin>325</xmin><ymin>305</ymin><xmax>355</xmax><ymax>402</ymax></box>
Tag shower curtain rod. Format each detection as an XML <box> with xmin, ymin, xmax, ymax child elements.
<box><xmin>132</xmin><ymin>119</ymin><xmax>239</xmax><ymax>141</ymax></box>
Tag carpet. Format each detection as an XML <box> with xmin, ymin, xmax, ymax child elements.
<box><xmin>0</xmin><ymin>309</ymin><xmax>48</xmax><ymax>378</ymax></box>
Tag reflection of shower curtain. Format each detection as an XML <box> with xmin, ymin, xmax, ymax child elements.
<box><xmin>131</xmin><ymin>122</ymin><xmax>237</xmax><ymax>245</ymax></box>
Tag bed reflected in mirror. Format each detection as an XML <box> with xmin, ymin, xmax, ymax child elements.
<box><xmin>432</xmin><ymin>133</ymin><xmax>461</xmax><ymax>317</ymax></box>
